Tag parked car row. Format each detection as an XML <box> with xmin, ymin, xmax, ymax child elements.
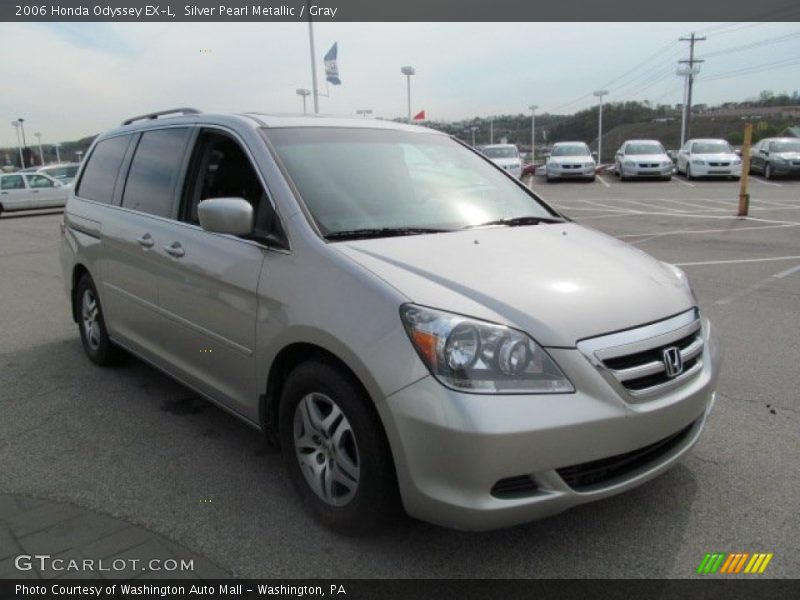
<box><xmin>748</xmin><ymin>137</ymin><xmax>800</xmax><ymax>179</ymax></box>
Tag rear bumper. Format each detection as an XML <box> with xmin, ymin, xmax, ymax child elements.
<box><xmin>378</xmin><ymin>318</ymin><xmax>721</xmax><ymax>531</ymax></box>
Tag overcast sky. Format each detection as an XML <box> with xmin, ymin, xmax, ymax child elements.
<box><xmin>1</xmin><ymin>21</ymin><xmax>798</xmax><ymax>148</ymax></box>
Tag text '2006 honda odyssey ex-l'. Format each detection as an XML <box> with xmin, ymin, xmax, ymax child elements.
<box><xmin>60</xmin><ymin>108</ymin><xmax>721</xmax><ymax>534</ymax></box>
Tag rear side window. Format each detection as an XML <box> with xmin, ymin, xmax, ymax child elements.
<box><xmin>26</xmin><ymin>174</ymin><xmax>55</xmax><ymax>188</ymax></box>
<box><xmin>1</xmin><ymin>175</ymin><xmax>25</xmax><ymax>190</ymax></box>
<box><xmin>76</xmin><ymin>135</ymin><xmax>131</xmax><ymax>203</ymax></box>
<box><xmin>122</xmin><ymin>128</ymin><xmax>190</xmax><ymax>218</ymax></box>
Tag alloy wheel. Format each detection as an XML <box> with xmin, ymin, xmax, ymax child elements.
<box><xmin>81</xmin><ymin>289</ymin><xmax>101</xmax><ymax>351</ymax></box>
<box><xmin>293</xmin><ymin>392</ymin><xmax>360</xmax><ymax>506</ymax></box>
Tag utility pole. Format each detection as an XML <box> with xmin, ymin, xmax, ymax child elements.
<box><xmin>679</xmin><ymin>33</ymin><xmax>705</xmax><ymax>143</ymax></box>
<box><xmin>306</xmin><ymin>1</ymin><xmax>319</xmax><ymax>114</ymax></box>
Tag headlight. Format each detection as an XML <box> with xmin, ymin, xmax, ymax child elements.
<box><xmin>400</xmin><ymin>305</ymin><xmax>574</xmax><ymax>394</ymax></box>
<box><xmin>623</xmin><ymin>160</ymin><xmax>635</xmax><ymax>166</ymax></box>
<box><xmin>585</xmin><ymin>162</ymin><xmax>595</xmax><ymax>168</ymax></box>
<box><xmin>663</xmin><ymin>160</ymin><xmax>674</xmax><ymax>167</ymax></box>
<box><xmin>692</xmin><ymin>159</ymin><xmax>705</xmax><ymax>165</ymax></box>
<box><xmin>664</xmin><ymin>263</ymin><xmax>697</xmax><ymax>304</ymax></box>
<box><xmin>773</xmin><ymin>156</ymin><xmax>787</xmax><ymax>164</ymax></box>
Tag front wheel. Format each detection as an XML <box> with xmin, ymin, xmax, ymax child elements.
<box><xmin>279</xmin><ymin>360</ymin><xmax>400</xmax><ymax>535</ymax></box>
<box><xmin>76</xmin><ymin>274</ymin><xmax>125</xmax><ymax>366</ymax></box>
<box><xmin>686</xmin><ymin>164</ymin><xmax>693</xmax><ymax>180</ymax></box>
<box><xmin>765</xmin><ymin>163</ymin><xmax>773</xmax><ymax>180</ymax></box>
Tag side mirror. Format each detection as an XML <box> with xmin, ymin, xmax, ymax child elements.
<box><xmin>734</xmin><ymin>149</ymin><xmax>742</xmax><ymax>156</ymax></box>
<box><xmin>591</xmin><ymin>151</ymin><xmax>598</xmax><ymax>158</ymax></box>
<box><xmin>761</xmin><ymin>150</ymin><xmax>769</xmax><ymax>155</ymax></box>
<box><xmin>544</xmin><ymin>153</ymin><xmax>551</xmax><ymax>159</ymax></box>
<box><xmin>198</xmin><ymin>197</ymin><xmax>254</xmax><ymax>236</ymax></box>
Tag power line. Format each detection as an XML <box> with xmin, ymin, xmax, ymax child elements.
<box><xmin>700</xmin><ymin>32</ymin><xmax>800</xmax><ymax>59</ymax></box>
<box><xmin>698</xmin><ymin>56</ymin><xmax>800</xmax><ymax>82</ymax></box>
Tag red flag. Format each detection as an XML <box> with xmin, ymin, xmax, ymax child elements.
<box><xmin>413</xmin><ymin>110</ymin><xmax>426</xmax><ymax>121</ymax></box>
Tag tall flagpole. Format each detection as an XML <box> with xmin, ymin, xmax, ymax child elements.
<box><xmin>307</xmin><ymin>1</ymin><xmax>319</xmax><ymax>114</ymax></box>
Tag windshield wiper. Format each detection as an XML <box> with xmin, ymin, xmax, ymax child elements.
<box><xmin>325</xmin><ymin>227</ymin><xmax>452</xmax><ymax>241</ymax></box>
<box><xmin>466</xmin><ymin>215</ymin><xmax>565</xmax><ymax>229</ymax></box>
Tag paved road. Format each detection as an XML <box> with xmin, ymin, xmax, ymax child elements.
<box><xmin>0</xmin><ymin>176</ymin><xmax>798</xmax><ymax>578</ymax></box>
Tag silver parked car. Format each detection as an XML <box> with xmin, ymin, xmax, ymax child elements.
<box><xmin>0</xmin><ymin>172</ymin><xmax>69</xmax><ymax>215</ymax></box>
<box><xmin>615</xmin><ymin>139</ymin><xmax>673</xmax><ymax>181</ymax></box>
<box><xmin>546</xmin><ymin>142</ymin><xmax>596</xmax><ymax>182</ymax></box>
<box><xmin>60</xmin><ymin>108</ymin><xmax>721</xmax><ymax>533</ymax></box>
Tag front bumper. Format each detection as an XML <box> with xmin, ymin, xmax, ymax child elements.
<box><xmin>771</xmin><ymin>162</ymin><xmax>800</xmax><ymax>176</ymax></box>
<box><xmin>689</xmin><ymin>163</ymin><xmax>742</xmax><ymax>177</ymax></box>
<box><xmin>379</xmin><ymin>318</ymin><xmax>721</xmax><ymax>531</ymax></box>
<box><xmin>621</xmin><ymin>164</ymin><xmax>674</xmax><ymax>178</ymax></box>
<box><xmin>547</xmin><ymin>165</ymin><xmax>595</xmax><ymax>179</ymax></box>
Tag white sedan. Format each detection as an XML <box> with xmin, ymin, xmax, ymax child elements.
<box><xmin>480</xmin><ymin>144</ymin><xmax>523</xmax><ymax>178</ymax></box>
<box><xmin>0</xmin><ymin>172</ymin><xmax>69</xmax><ymax>216</ymax></box>
<box><xmin>676</xmin><ymin>138</ymin><xmax>742</xmax><ymax>180</ymax></box>
<box><xmin>615</xmin><ymin>140</ymin><xmax>673</xmax><ymax>181</ymax></box>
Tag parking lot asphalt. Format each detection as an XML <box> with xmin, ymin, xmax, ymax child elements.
<box><xmin>1</xmin><ymin>173</ymin><xmax>798</xmax><ymax>579</ymax></box>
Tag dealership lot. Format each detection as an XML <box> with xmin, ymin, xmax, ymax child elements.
<box><xmin>0</xmin><ymin>175</ymin><xmax>798</xmax><ymax>578</ymax></box>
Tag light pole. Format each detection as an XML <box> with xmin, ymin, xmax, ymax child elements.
<box><xmin>470</xmin><ymin>126</ymin><xmax>477</xmax><ymax>146</ymax></box>
<box><xmin>296</xmin><ymin>88</ymin><xmax>311</xmax><ymax>114</ymax></box>
<box><xmin>76</xmin><ymin>150</ymin><xmax>84</xmax><ymax>162</ymax></box>
<box><xmin>593</xmin><ymin>90</ymin><xmax>609</xmax><ymax>163</ymax></box>
<box><xmin>17</xmin><ymin>118</ymin><xmax>27</xmax><ymax>150</ymax></box>
<box><xmin>11</xmin><ymin>121</ymin><xmax>24</xmax><ymax>168</ymax></box>
<box><xmin>528</xmin><ymin>104</ymin><xmax>538</xmax><ymax>161</ymax></box>
<box><xmin>35</xmin><ymin>132</ymin><xmax>44</xmax><ymax>165</ymax></box>
<box><xmin>490</xmin><ymin>118</ymin><xmax>494</xmax><ymax>144</ymax></box>
<box><xmin>306</xmin><ymin>1</ymin><xmax>319</xmax><ymax>114</ymax></box>
<box><xmin>356</xmin><ymin>109</ymin><xmax>372</xmax><ymax>118</ymax></box>
<box><xmin>53</xmin><ymin>143</ymin><xmax>61</xmax><ymax>163</ymax></box>
<box><xmin>401</xmin><ymin>66</ymin><xmax>415</xmax><ymax>123</ymax></box>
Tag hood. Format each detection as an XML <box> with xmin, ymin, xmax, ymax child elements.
<box><xmin>490</xmin><ymin>157</ymin><xmax>521</xmax><ymax>167</ymax></box>
<box><xmin>772</xmin><ymin>152</ymin><xmax>800</xmax><ymax>161</ymax></box>
<box><xmin>334</xmin><ymin>224</ymin><xmax>694</xmax><ymax>347</ymax></box>
<box><xmin>549</xmin><ymin>156</ymin><xmax>593</xmax><ymax>166</ymax></box>
<box><xmin>624</xmin><ymin>153</ymin><xmax>671</xmax><ymax>163</ymax></box>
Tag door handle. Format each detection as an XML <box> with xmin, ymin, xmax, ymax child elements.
<box><xmin>164</xmin><ymin>242</ymin><xmax>185</xmax><ymax>258</ymax></box>
<box><xmin>31</xmin><ymin>190</ymin><xmax>40</xmax><ymax>193</ymax></box>
<box><xmin>136</xmin><ymin>233</ymin><xmax>155</xmax><ymax>248</ymax></box>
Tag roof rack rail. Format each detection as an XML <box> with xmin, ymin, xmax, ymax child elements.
<box><xmin>122</xmin><ymin>108</ymin><xmax>201</xmax><ymax>126</ymax></box>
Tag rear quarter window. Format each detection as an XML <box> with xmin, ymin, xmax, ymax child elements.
<box><xmin>121</xmin><ymin>128</ymin><xmax>190</xmax><ymax>218</ymax></box>
<box><xmin>76</xmin><ymin>135</ymin><xmax>132</xmax><ymax>203</ymax></box>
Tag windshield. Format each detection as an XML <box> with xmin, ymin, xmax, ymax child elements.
<box><xmin>264</xmin><ymin>128</ymin><xmax>555</xmax><ymax>237</ymax></box>
<box><xmin>551</xmin><ymin>144</ymin><xmax>590</xmax><ymax>157</ymax></box>
<box><xmin>625</xmin><ymin>143</ymin><xmax>664</xmax><ymax>155</ymax></box>
<box><xmin>691</xmin><ymin>142</ymin><xmax>731</xmax><ymax>154</ymax></box>
<box><xmin>483</xmin><ymin>146</ymin><xmax>518</xmax><ymax>159</ymax></box>
<box><xmin>42</xmin><ymin>165</ymin><xmax>79</xmax><ymax>180</ymax></box>
<box><xmin>770</xmin><ymin>141</ymin><xmax>800</xmax><ymax>153</ymax></box>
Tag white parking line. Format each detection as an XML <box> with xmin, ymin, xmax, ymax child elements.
<box><xmin>673</xmin><ymin>177</ymin><xmax>695</xmax><ymax>188</ymax></box>
<box><xmin>715</xmin><ymin>262</ymin><xmax>800</xmax><ymax>305</ymax></box>
<box><xmin>620</xmin><ymin>223</ymin><xmax>800</xmax><ymax>245</ymax></box>
<box><xmin>675</xmin><ymin>255</ymin><xmax>800</xmax><ymax>267</ymax></box>
<box><xmin>657</xmin><ymin>198</ymin><xmax>726</xmax><ymax>212</ymax></box>
<box><xmin>750</xmin><ymin>176</ymin><xmax>782</xmax><ymax>188</ymax></box>
<box><xmin>596</xmin><ymin>175</ymin><xmax>611</xmax><ymax>188</ymax></box>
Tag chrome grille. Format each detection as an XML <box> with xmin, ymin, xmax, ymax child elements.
<box><xmin>578</xmin><ymin>309</ymin><xmax>704</xmax><ymax>401</ymax></box>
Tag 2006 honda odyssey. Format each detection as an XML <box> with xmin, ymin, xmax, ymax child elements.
<box><xmin>60</xmin><ymin>108</ymin><xmax>721</xmax><ymax>533</ymax></box>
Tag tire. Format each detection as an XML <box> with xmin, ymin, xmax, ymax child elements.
<box><xmin>663</xmin><ymin>175</ymin><xmax>672</xmax><ymax>182</ymax></box>
<box><xmin>279</xmin><ymin>360</ymin><xmax>400</xmax><ymax>535</ymax></box>
<box><xmin>588</xmin><ymin>176</ymin><xmax>596</xmax><ymax>183</ymax></box>
<box><xmin>685</xmin><ymin>164</ymin><xmax>693</xmax><ymax>180</ymax></box>
<box><xmin>76</xmin><ymin>274</ymin><xmax>126</xmax><ymax>366</ymax></box>
<box><xmin>765</xmin><ymin>163</ymin><xmax>773</xmax><ymax>180</ymax></box>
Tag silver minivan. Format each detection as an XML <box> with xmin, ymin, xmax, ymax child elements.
<box><xmin>60</xmin><ymin>109</ymin><xmax>721</xmax><ymax>533</ymax></box>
